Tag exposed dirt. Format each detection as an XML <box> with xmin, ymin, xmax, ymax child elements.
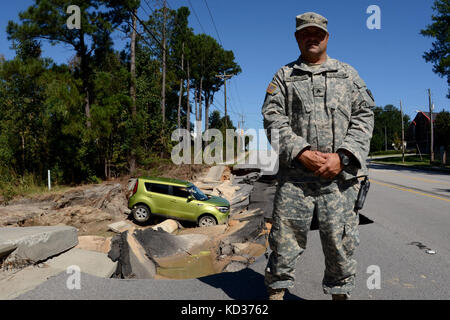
<box><xmin>0</xmin><ymin>164</ymin><xmax>269</xmax><ymax>280</ymax></box>
<box><xmin>0</xmin><ymin>183</ymin><xmax>129</xmax><ymax>236</ymax></box>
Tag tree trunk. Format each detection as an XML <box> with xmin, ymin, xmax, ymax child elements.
<box><xmin>160</xmin><ymin>1</ymin><xmax>167</xmax><ymax>159</ymax></box>
<box><xmin>79</xmin><ymin>29</ymin><xmax>91</xmax><ymax>129</ymax></box>
<box><xmin>205</xmin><ymin>91</ymin><xmax>210</xmax><ymax>132</ymax></box>
<box><xmin>199</xmin><ymin>77</ymin><xmax>203</xmax><ymax>128</ymax></box>
<box><xmin>186</xmin><ymin>60</ymin><xmax>190</xmax><ymax>132</ymax></box>
<box><xmin>129</xmin><ymin>9</ymin><xmax>137</xmax><ymax>174</ymax></box>
<box><xmin>161</xmin><ymin>1</ymin><xmax>167</xmax><ymax>124</ymax></box>
<box><xmin>195</xmin><ymin>86</ymin><xmax>198</xmax><ymax>122</ymax></box>
<box><xmin>21</xmin><ymin>133</ymin><xmax>25</xmax><ymax>173</ymax></box>
<box><xmin>105</xmin><ymin>157</ymin><xmax>108</xmax><ymax>180</ymax></box>
<box><xmin>177</xmin><ymin>43</ymin><xmax>184</xmax><ymax>128</ymax></box>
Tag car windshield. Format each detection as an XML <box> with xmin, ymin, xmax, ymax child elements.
<box><xmin>187</xmin><ymin>185</ymin><xmax>209</xmax><ymax>201</ymax></box>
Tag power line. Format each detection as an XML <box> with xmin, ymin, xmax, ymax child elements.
<box><xmin>126</xmin><ymin>19</ymin><xmax>161</xmax><ymax>58</ymax></box>
<box><xmin>203</xmin><ymin>0</ymin><xmax>223</xmax><ymax>46</ymax></box>
<box><xmin>231</xmin><ymin>78</ymin><xmax>244</xmax><ymax>114</ymax></box>
<box><xmin>226</xmin><ymin>84</ymin><xmax>240</xmax><ymax>116</ymax></box>
<box><xmin>142</xmin><ymin>0</ymin><xmax>155</xmax><ymax>15</ymax></box>
<box><xmin>128</xmin><ymin>7</ymin><xmax>167</xmax><ymax>55</ymax></box>
<box><xmin>187</xmin><ymin>0</ymin><xmax>206</xmax><ymax>34</ymax></box>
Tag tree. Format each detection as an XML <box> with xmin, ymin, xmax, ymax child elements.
<box><xmin>189</xmin><ymin>34</ymin><xmax>241</xmax><ymax>132</ymax></box>
<box><xmin>420</xmin><ymin>0</ymin><xmax>450</xmax><ymax>98</ymax></box>
<box><xmin>0</xmin><ymin>40</ymin><xmax>52</xmax><ymax>178</ymax></box>
<box><xmin>435</xmin><ymin>110</ymin><xmax>450</xmax><ymax>151</ymax></box>
<box><xmin>6</xmin><ymin>0</ymin><xmax>137</xmax><ymax>128</ymax></box>
<box><xmin>170</xmin><ymin>7</ymin><xmax>193</xmax><ymax>129</ymax></box>
<box><xmin>370</xmin><ymin>105</ymin><xmax>410</xmax><ymax>152</ymax></box>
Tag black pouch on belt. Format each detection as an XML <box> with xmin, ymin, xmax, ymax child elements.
<box><xmin>355</xmin><ymin>176</ymin><xmax>370</xmax><ymax>212</ymax></box>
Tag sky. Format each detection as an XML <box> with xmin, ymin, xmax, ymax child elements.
<box><xmin>0</xmin><ymin>0</ymin><xmax>448</xmax><ymax>135</ymax></box>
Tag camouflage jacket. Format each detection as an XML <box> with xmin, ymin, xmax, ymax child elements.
<box><xmin>262</xmin><ymin>56</ymin><xmax>374</xmax><ymax>182</ymax></box>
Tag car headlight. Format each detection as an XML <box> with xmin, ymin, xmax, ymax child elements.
<box><xmin>215</xmin><ymin>206</ymin><xmax>229</xmax><ymax>213</ymax></box>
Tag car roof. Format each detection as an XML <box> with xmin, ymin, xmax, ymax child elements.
<box><xmin>139</xmin><ymin>176</ymin><xmax>193</xmax><ymax>187</ymax></box>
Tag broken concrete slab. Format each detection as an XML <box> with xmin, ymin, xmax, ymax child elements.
<box><xmin>126</xmin><ymin>230</ymin><xmax>156</xmax><ymax>279</ymax></box>
<box><xmin>0</xmin><ymin>243</ymin><xmax>17</xmax><ymax>259</ymax></box>
<box><xmin>196</xmin><ymin>182</ymin><xmax>221</xmax><ymax>192</ymax></box>
<box><xmin>233</xmin><ymin>208</ymin><xmax>264</xmax><ymax>221</ymax></box>
<box><xmin>108</xmin><ymin>220</ymin><xmax>133</xmax><ymax>233</ymax></box>
<box><xmin>0</xmin><ymin>248</ymin><xmax>117</xmax><ymax>299</ymax></box>
<box><xmin>230</xmin><ymin>198</ymin><xmax>250</xmax><ymax>215</ymax></box>
<box><xmin>202</xmin><ymin>165</ymin><xmax>226</xmax><ymax>183</ymax></box>
<box><xmin>45</xmin><ymin>248</ymin><xmax>117</xmax><ymax>278</ymax></box>
<box><xmin>0</xmin><ymin>226</ymin><xmax>78</xmax><ymax>269</ymax></box>
<box><xmin>223</xmin><ymin>261</ymin><xmax>247</xmax><ymax>273</ymax></box>
<box><xmin>231</xmin><ymin>185</ymin><xmax>253</xmax><ymax>202</ymax></box>
<box><xmin>151</xmin><ymin>219</ymin><xmax>179</xmax><ymax>234</ymax></box>
<box><xmin>231</xmin><ymin>242</ymin><xmax>250</xmax><ymax>255</ymax></box>
<box><xmin>225</xmin><ymin>216</ymin><xmax>265</xmax><ymax>244</ymax></box>
<box><xmin>75</xmin><ymin>236</ymin><xmax>112</xmax><ymax>254</ymax></box>
<box><xmin>133</xmin><ymin>229</ymin><xmax>209</xmax><ymax>258</ymax></box>
<box><xmin>211</xmin><ymin>181</ymin><xmax>240</xmax><ymax>201</ymax></box>
<box><xmin>108</xmin><ymin>229</ymin><xmax>157</xmax><ymax>279</ymax></box>
<box><xmin>0</xmin><ymin>264</ymin><xmax>64</xmax><ymax>300</ymax></box>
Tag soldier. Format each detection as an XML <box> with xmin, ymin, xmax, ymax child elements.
<box><xmin>262</xmin><ymin>12</ymin><xmax>374</xmax><ymax>300</ymax></box>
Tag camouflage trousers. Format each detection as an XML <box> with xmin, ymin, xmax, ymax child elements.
<box><xmin>265</xmin><ymin>179</ymin><xmax>360</xmax><ymax>297</ymax></box>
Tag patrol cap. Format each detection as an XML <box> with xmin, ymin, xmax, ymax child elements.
<box><xmin>295</xmin><ymin>12</ymin><xmax>328</xmax><ymax>33</ymax></box>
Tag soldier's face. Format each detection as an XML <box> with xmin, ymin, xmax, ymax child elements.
<box><xmin>295</xmin><ymin>27</ymin><xmax>329</xmax><ymax>58</ymax></box>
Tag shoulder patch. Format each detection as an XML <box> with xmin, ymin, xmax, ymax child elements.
<box><xmin>266</xmin><ymin>82</ymin><xmax>278</xmax><ymax>95</ymax></box>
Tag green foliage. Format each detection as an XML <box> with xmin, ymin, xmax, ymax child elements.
<box><xmin>371</xmin><ymin>105</ymin><xmax>410</xmax><ymax>152</ymax></box>
<box><xmin>420</xmin><ymin>0</ymin><xmax>450</xmax><ymax>98</ymax></box>
<box><xmin>434</xmin><ymin>110</ymin><xmax>450</xmax><ymax>151</ymax></box>
<box><xmin>0</xmin><ymin>1</ymin><xmax>242</xmax><ymax>189</ymax></box>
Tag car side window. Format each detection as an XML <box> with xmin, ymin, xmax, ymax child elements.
<box><xmin>172</xmin><ymin>186</ymin><xmax>190</xmax><ymax>198</ymax></box>
<box><xmin>145</xmin><ymin>183</ymin><xmax>170</xmax><ymax>195</ymax></box>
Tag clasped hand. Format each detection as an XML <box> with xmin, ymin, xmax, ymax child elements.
<box><xmin>297</xmin><ymin>150</ymin><xmax>343</xmax><ymax>179</ymax></box>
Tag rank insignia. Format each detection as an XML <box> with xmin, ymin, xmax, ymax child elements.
<box><xmin>266</xmin><ymin>82</ymin><xmax>278</xmax><ymax>95</ymax></box>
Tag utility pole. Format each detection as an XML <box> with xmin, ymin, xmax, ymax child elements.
<box><xmin>237</xmin><ymin>113</ymin><xmax>245</xmax><ymax>153</ymax></box>
<box><xmin>428</xmin><ymin>89</ymin><xmax>434</xmax><ymax>163</ymax></box>
<box><xmin>215</xmin><ymin>73</ymin><xmax>233</xmax><ymax>128</ymax></box>
<box><xmin>237</xmin><ymin>120</ymin><xmax>240</xmax><ymax>153</ymax></box>
<box><xmin>400</xmin><ymin>100</ymin><xmax>405</xmax><ymax>163</ymax></box>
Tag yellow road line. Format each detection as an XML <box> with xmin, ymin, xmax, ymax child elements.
<box><xmin>370</xmin><ymin>179</ymin><xmax>450</xmax><ymax>203</ymax></box>
<box><xmin>370</xmin><ymin>170</ymin><xmax>450</xmax><ymax>186</ymax></box>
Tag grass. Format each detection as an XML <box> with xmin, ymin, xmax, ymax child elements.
<box><xmin>372</xmin><ymin>155</ymin><xmax>450</xmax><ymax>171</ymax></box>
<box><xmin>369</xmin><ymin>150</ymin><xmax>416</xmax><ymax>156</ymax></box>
<box><xmin>0</xmin><ymin>168</ymin><xmax>84</xmax><ymax>204</ymax></box>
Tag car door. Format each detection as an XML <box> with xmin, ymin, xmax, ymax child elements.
<box><xmin>169</xmin><ymin>186</ymin><xmax>199</xmax><ymax>221</ymax></box>
<box><xmin>145</xmin><ymin>182</ymin><xmax>171</xmax><ymax>216</ymax></box>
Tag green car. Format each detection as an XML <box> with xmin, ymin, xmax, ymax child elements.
<box><xmin>128</xmin><ymin>177</ymin><xmax>230</xmax><ymax>227</ymax></box>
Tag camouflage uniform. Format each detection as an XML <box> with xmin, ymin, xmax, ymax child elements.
<box><xmin>262</xmin><ymin>54</ymin><xmax>374</xmax><ymax>297</ymax></box>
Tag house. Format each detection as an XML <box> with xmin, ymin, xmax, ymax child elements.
<box><xmin>406</xmin><ymin>111</ymin><xmax>439</xmax><ymax>155</ymax></box>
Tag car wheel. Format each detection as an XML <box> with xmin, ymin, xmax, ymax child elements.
<box><xmin>198</xmin><ymin>215</ymin><xmax>217</xmax><ymax>227</ymax></box>
<box><xmin>133</xmin><ymin>204</ymin><xmax>151</xmax><ymax>223</ymax></box>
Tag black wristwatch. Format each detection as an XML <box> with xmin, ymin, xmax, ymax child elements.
<box><xmin>337</xmin><ymin>150</ymin><xmax>350</xmax><ymax>167</ymax></box>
